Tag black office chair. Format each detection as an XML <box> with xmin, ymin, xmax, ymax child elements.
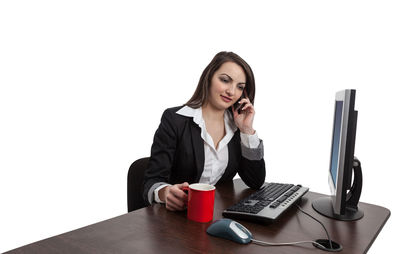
<box><xmin>127</xmin><ymin>157</ymin><xmax>150</xmax><ymax>212</ymax></box>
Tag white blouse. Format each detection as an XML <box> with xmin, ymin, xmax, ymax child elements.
<box><xmin>154</xmin><ymin>106</ymin><xmax>260</xmax><ymax>203</ymax></box>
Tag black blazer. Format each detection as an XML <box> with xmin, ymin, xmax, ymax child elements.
<box><xmin>143</xmin><ymin>106</ymin><xmax>266</xmax><ymax>205</ymax></box>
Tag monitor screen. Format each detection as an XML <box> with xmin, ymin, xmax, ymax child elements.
<box><xmin>330</xmin><ymin>100</ymin><xmax>343</xmax><ymax>188</ymax></box>
<box><xmin>312</xmin><ymin>89</ymin><xmax>363</xmax><ymax>221</ymax></box>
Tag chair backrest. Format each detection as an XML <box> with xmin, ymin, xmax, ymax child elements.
<box><xmin>127</xmin><ymin>157</ymin><xmax>150</xmax><ymax>212</ymax></box>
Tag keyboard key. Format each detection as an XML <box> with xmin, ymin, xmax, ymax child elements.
<box><xmin>277</xmin><ymin>195</ymin><xmax>288</xmax><ymax>203</ymax></box>
<box><xmin>270</xmin><ymin>202</ymin><xmax>280</xmax><ymax>208</ymax></box>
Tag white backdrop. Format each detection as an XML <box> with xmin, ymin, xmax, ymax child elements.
<box><xmin>1</xmin><ymin>1</ymin><xmax>399</xmax><ymax>253</ymax></box>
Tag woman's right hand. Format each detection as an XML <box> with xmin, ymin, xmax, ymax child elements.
<box><xmin>159</xmin><ymin>182</ymin><xmax>189</xmax><ymax>211</ymax></box>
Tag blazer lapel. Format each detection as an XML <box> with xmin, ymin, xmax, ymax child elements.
<box><xmin>190</xmin><ymin>122</ymin><xmax>205</xmax><ymax>181</ymax></box>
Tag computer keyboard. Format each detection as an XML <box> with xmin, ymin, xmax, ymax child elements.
<box><xmin>222</xmin><ymin>182</ymin><xmax>309</xmax><ymax>223</ymax></box>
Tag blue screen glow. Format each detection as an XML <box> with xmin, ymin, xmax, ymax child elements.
<box><xmin>330</xmin><ymin>101</ymin><xmax>343</xmax><ymax>187</ymax></box>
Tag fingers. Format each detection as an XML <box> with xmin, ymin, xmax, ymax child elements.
<box><xmin>178</xmin><ymin>182</ymin><xmax>189</xmax><ymax>189</ymax></box>
<box><xmin>165</xmin><ymin>183</ymin><xmax>188</xmax><ymax>211</ymax></box>
<box><xmin>236</xmin><ymin>98</ymin><xmax>255</xmax><ymax>114</ymax></box>
<box><xmin>165</xmin><ymin>194</ymin><xmax>185</xmax><ymax>211</ymax></box>
<box><xmin>232</xmin><ymin>97</ymin><xmax>256</xmax><ymax>135</ymax></box>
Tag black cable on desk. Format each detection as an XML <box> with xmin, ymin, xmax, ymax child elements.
<box><xmin>296</xmin><ymin>204</ymin><xmax>334</xmax><ymax>250</ymax></box>
<box><xmin>252</xmin><ymin>205</ymin><xmax>337</xmax><ymax>251</ymax></box>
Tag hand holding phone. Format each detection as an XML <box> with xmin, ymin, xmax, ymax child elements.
<box><xmin>233</xmin><ymin>90</ymin><xmax>248</xmax><ymax>114</ymax></box>
<box><xmin>232</xmin><ymin>89</ymin><xmax>256</xmax><ymax>135</ymax></box>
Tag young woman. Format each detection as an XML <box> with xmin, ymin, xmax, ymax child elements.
<box><xmin>143</xmin><ymin>51</ymin><xmax>266</xmax><ymax>211</ymax></box>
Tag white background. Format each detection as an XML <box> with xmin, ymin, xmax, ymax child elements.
<box><xmin>1</xmin><ymin>0</ymin><xmax>399</xmax><ymax>253</ymax></box>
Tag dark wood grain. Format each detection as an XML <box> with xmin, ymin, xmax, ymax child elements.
<box><xmin>5</xmin><ymin>179</ymin><xmax>390</xmax><ymax>254</ymax></box>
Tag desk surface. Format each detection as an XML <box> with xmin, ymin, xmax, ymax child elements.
<box><xmin>6</xmin><ymin>179</ymin><xmax>390</xmax><ymax>254</ymax></box>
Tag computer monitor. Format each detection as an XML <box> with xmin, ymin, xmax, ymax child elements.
<box><xmin>312</xmin><ymin>89</ymin><xmax>364</xmax><ymax>221</ymax></box>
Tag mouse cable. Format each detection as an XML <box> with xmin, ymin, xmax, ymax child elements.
<box><xmin>250</xmin><ymin>205</ymin><xmax>333</xmax><ymax>250</ymax></box>
<box><xmin>295</xmin><ymin>204</ymin><xmax>333</xmax><ymax>250</ymax></box>
<box><xmin>251</xmin><ymin>238</ymin><xmax>326</xmax><ymax>249</ymax></box>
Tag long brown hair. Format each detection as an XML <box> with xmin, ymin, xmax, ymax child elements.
<box><xmin>186</xmin><ymin>51</ymin><xmax>256</xmax><ymax>108</ymax></box>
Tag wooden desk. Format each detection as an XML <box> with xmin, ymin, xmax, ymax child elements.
<box><xmin>5</xmin><ymin>179</ymin><xmax>390</xmax><ymax>254</ymax></box>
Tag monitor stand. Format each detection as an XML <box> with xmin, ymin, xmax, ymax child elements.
<box><xmin>312</xmin><ymin>158</ymin><xmax>364</xmax><ymax>221</ymax></box>
<box><xmin>312</xmin><ymin>197</ymin><xmax>364</xmax><ymax>221</ymax></box>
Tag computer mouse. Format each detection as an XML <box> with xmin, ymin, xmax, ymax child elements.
<box><xmin>206</xmin><ymin>218</ymin><xmax>253</xmax><ymax>244</ymax></box>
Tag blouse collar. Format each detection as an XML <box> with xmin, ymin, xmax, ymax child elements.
<box><xmin>176</xmin><ymin>105</ymin><xmax>237</xmax><ymax>151</ymax></box>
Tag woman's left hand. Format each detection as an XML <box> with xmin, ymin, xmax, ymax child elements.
<box><xmin>232</xmin><ymin>97</ymin><xmax>256</xmax><ymax>135</ymax></box>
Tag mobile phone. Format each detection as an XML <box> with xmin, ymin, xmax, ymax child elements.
<box><xmin>233</xmin><ymin>90</ymin><xmax>248</xmax><ymax>114</ymax></box>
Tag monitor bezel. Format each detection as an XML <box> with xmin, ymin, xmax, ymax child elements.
<box><xmin>328</xmin><ymin>89</ymin><xmax>356</xmax><ymax>215</ymax></box>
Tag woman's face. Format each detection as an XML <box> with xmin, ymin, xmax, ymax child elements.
<box><xmin>207</xmin><ymin>61</ymin><xmax>246</xmax><ymax>111</ymax></box>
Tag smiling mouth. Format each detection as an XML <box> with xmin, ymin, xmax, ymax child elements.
<box><xmin>221</xmin><ymin>95</ymin><xmax>233</xmax><ymax>103</ymax></box>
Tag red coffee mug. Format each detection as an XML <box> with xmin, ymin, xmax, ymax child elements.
<box><xmin>184</xmin><ymin>183</ymin><xmax>215</xmax><ymax>223</ymax></box>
